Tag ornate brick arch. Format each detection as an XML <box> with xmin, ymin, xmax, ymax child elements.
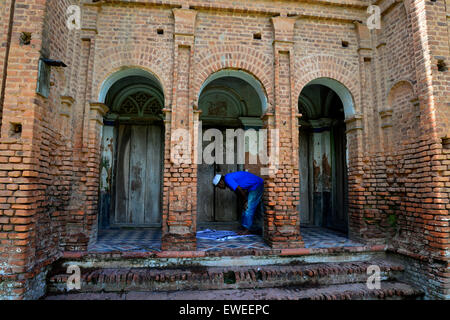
<box><xmin>92</xmin><ymin>45</ymin><xmax>172</xmax><ymax>106</ymax></box>
<box><xmin>293</xmin><ymin>55</ymin><xmax>360</xmax><ymax>117</ymax></box>
<box><xmin>192</xmin><ymin>45</ymin><xmax>273</xmax><ymax>108</ymax></box>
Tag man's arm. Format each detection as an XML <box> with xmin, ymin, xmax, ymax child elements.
<box><xmin>236</xmin><ymin>186</ymin><xmax>248</xmax><ymax>211</ymax></box>
<box><xmin>236</xmin><ymin>186</ymin><xmax>247</xmax><ymax>199</ymax></box>
<box><xmin>224</xmin><ymin>175</ymin><xmax>248</xmax><ymax>207</ymax></box>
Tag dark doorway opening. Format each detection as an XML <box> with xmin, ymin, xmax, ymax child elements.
<box><xmin>196</xmin><ymin>74</ymin><xmax>263</xmax><ymax>227</ymax></box>
<box><xmin>298</xmin><ymin>83</ymin><xmax>349</xmax><ymax>233</ymax></box>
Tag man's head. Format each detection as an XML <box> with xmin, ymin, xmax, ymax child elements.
<box><xmin>213</xmin><ymin>174</ymin><xmax>226</xmax><ymax>189</ymax></box>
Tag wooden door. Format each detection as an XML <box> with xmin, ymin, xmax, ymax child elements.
<box><xmin>214</xmin><ymin>162</ymin><xmax>239</xmax><ymax>222</ymax></box>
<box><xmin>197</xmin><ymin>152</ymin><xmax>215</xmax><ymax>222</ymax></box>
<box><xmin>329</xmin><ymin>121</ymin><xmax>348</xmax><ymax>232</ymax></box>
<box><xmin>114</xmin><ymin>124</ymin><xmax>162</xmax><ymax>226</ymax></box>
<box><xmin>299</xmin><ymin>129</ymin><xmax>312</xmax><ymax>225</ymax></box>
<box><xmin>197</xmin><ymin>128</ymin><xmax>240</xmax><ymax>223</ymax></box>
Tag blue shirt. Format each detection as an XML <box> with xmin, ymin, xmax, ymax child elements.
<box><xmin>224</xmin><ymin>171</ymin><xmax>264</xmax><ymax>191</ymax></box>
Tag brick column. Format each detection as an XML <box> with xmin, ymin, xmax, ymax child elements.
<box><xmin>65</xmin><ymin>25</ymin><xmax>98</xmax><ymax>251</ymax></box>
<box><xmin>264</xmin><ymin>16</ymin><xmax>303</xmax><ymax>249</ymax></box>
<box><xmin>161</xmin><ymin>8</ymin><xmax>198</xmax><ymax>251</ymax></box>
<box><xmin>353</xmin><ymin>22</ymin><xmax>373</xmax><ymax>155</ymax></box>
<box><xmin>86</xmin><ymin>102</ymin><xmax>109</xmax><ymax>246</ymax></box>
<box><xmin>345</xmin><ymin>114</ymin><xmax>366</xmax><ymax>241</ymax></box>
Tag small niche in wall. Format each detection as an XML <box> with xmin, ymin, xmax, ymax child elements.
<box><xmin>437</xmin><ymin>60</ymin><xmax>447</xmax><ymax>72</ymax></box>
<box><xmin>253</xmin><ymin>33</ymin><xmax>262</xmax><ymax>40</ymax></box>
<box><xmin>341</xmin><ymin>41</ymin><xmax>349</xmax><ymax>48</ymax></box>
<box><xmin>9</xmin><ymin>123</ymin><xmax>22</xmax><ymax>139</ymax></box>
<box><xmin>442</xmin><ymin>137</ymin><xmax>450</xmax><ymax>150</ymax></box>
<box><xmin>19</xmin><ymin>32</ymin><xmax>31</xmax><ymax>46</ymax></box>
<box><xmin>157</xmin><ymin>28</ymin><xmax>164</xmax><ymax>35</ymax></box>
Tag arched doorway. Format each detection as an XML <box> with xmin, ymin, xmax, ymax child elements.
<box><xmin>197</xmin><ymin>70</ymin><xmax>265</xmax><ymax>226</ymax></box>
<box><xmin>99</xmin><ymin>69</ymin><xmax>165</xmax><ymax>228</ymax></box>
<box><xmin>298</xmin><ymin>79</ymin><xmax>349</xmax><ymax>233</ymax></box>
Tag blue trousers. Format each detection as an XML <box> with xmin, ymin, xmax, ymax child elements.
<box><xmin>241</xmin><ymin>185</ymin><xmax>264</xmax><ymax>230</ymax></box>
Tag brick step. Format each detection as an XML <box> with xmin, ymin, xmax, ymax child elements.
<box><xmin>45</xmin><ymin>281</ymin><xmax>424</xmax><ymax>300</ymax></box>
<box><xmin>47</xmin><ymin>260</ymin><xmax>406</xmax><ymax>294</ymax></box>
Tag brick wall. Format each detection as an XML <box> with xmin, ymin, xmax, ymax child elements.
<box><xmin>0</xmin><ymin>0</ymin><xmax>15</xmax><ymax>128</ymax></box>
<box><xmin>350</xmin><ymin>0</ymin><xmax>450</xmax><ymax>299</ymax></box>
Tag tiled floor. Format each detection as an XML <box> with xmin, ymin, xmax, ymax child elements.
<box><xmin>301</xmin><ymin>226</ymin><xmax>363</xmax><ymax>248</ymax></box>
<box><xmin>88</xmin><ymin>229</ymin><xmax>162</xmax><ymax>252</ymax></box>
<box><xmin>88</xmin><ymin>225</ymin><xmax>363</xmax><ymax>253</ymax></box>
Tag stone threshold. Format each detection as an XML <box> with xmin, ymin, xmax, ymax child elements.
<box><xmin>63</xmin><ymin>244</ymin><xmax>387</xmax><ymax>261</ymax></box>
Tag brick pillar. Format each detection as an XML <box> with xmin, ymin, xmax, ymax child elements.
<box><xmin>264</xmin><ymin>16</ymin><xmax>303</xmax><ymax>249</ymax></box>
<box><xmin>348</xmin><ymin>22</ymin><xmax>377</xmax><ymax>242</ymax></box>
<box><xmin>65</xmin><ymin>26</ymin><xmax>98</xmax><ymax>251</ymax></box>
<box><xmin>345</xmin><ymin>114</ymin><xmax>366</xmax><ymax>242</ymax></box>
<box><xmin>86</xmin><ymin>102</ymin><xmax>109</xmax><ymax>246</ymax></box>
<box><xmin>353</xmin><ymin>22</ymin><xmax>373</xmax><ymax>155</ymax></box>
<box><xmin>161</xmin><ymin>8</ymin><xmax>198</xmax><ymax>251</ymax></box>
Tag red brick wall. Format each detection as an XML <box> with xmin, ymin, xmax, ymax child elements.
<box><xmin>0</xmin><ymin>0</ymin><xmax>15</xmax><ymax>127</ymax></box>
<box><xmin>350</xmin><ymin>0</ymin><xmax>450</xmax><ymax>299</ymax></box>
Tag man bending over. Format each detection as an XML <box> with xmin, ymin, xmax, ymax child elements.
<box><xmin>213</xmin><ymin>171</ymin><xmax>264</xmax><ymax>235</ymax></box>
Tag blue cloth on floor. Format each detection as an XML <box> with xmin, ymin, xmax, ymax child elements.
<box><xmin>196</xmin><ymin>229</ymin><xmax>253</xmax><ymax>241</ymax></box>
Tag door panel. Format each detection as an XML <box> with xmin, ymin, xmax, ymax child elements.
<box><xmin>214</xmin><ymin>163</ymin><xmax>238</xmax><ymax>222</ymax></box>
<box><xmin>128</xmin><ymin>126</ymin><xmax>147</xmax><ymax>224</ymax></box>
<box><xmin>330</xmin><ymin>122</ymin><xmax>348</xmax><ymax>232</ymax></box>
<box><xmin>197</xmin><ymin>163</ymin><xmax>215</xmax><ymax>222</ymax></box>
<box><xmin>197</xmin><ymin>128</ymin><xmax>239</xmax><ymax>223</ymax></box>
<box><xmin>114</xmin><ymin>124</ymin><xmax>162</xmax><ymax>226</ymax></box>
<box><xmin>114</xmin><ymin>125</ymin><xmax>131</xmax><ymax>224</ymax></box>
<box><xmin>299</xmin><ymin>129</ymin><xmax>311</xmax><ymax>224</ymax></box>
<box><xmin>197</xmin><ymin>132</ymin><xmax>215</xmax><ymax>222</ymax></box>
<box><xmin>145</xmin><ymin>125</ymin><xmax>162</xmax><ymax>225</ymax></box>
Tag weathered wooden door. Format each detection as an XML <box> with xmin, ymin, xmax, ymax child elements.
<box><xmin>214</xmin><ymin>162</ymin><xmax>239</xmax><ymax>222</ymax></box>
<box><xmin>329</xmin><ymin>121</ymin><xmax>348</xmax><ymax>232</ymax></box>
<box><xmin>197</xmin><ymin>129</ymin><xmax>240</xmax><ymax>223</ymax></box>
<box><xmin>114</xmin><ymin>124</ymin><xmax>162</xmax><ymax>226</ymax></box>
<box><xmin>299</xmin><ymin>129</ymin><xmax>313</xmax><ymax>224</ymax></box>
